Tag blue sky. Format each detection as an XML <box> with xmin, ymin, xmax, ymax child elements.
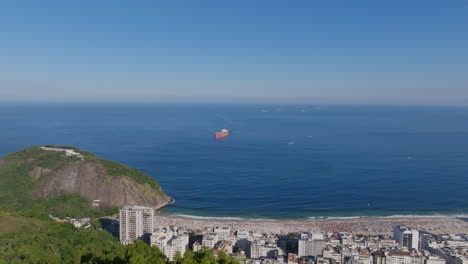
<box><xmin>1</xmin><ymin>0</ymin><xmax>467</xmax><ymax>104</ymax></box>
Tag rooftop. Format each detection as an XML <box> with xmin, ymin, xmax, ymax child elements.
<box><xmin>121</xmin><ymin>205</ymin><xmax>154</xmax><ymax>210</ymax></box>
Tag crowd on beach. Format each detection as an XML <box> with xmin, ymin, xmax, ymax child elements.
<box><xmin>154</xmin><ymin>215</ymin><xmax>468</xmax><ymax>235</ymax></box>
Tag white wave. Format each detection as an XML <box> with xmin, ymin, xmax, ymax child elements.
<box><xmin>307</xmin><ymin>214</ymin><xmax>468</xmax><ymax>220</ymax></box>
<box><xmin>171</xmin><ymin>214</ymin><xmax>245</xmax><ymax>221</ymax></box>
<box><xmin>307</xmin><ymin>216</ymin><xmax>364</xmax><ymax>220</ymax></box>
<box><xmin>379</xmin><ymin>214</ymin><xmax>468</xmax><ymax>219</ymax></box>
<box><xmin>165</xmin><ymin>213</ymin><xmax>468</xmax><ymax>222</ymax></box>
<box><xmin>169</xmin><ymin>214</ymin><xmax>278</xmax><ymax>221</ymax></box>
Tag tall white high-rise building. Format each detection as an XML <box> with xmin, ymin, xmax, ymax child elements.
<box><xmin>298</xmin><ymin>232</ymin><xmax>325</xmax><ymax>257</ymax></box>
<box><xmin>119</xmin><ymin>205</ymin><xmax>155</xmax><ymax>245</ymax></box>
<box><xmin>250</xmin><ymin>240</ymin><xmax>263</xmax><ymax>259</ymax></box>
<box><xmin>393</xmin><ymin>226</ymin><xmax>419</xmax><ymax>249</ymax></box>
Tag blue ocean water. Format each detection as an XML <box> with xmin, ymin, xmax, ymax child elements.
<box><xmin>1</xmin><ymin>103</ymin><xmax>468</xmax><ymax>219</ymax></box>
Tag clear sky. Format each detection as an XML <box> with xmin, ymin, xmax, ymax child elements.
<box><xmin>1</xmin><ymin>0</ymin><xmax>467</xmax><ymax>105</ymax></box>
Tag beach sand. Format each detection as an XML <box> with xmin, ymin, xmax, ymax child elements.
<box><xmin>154</xmin><ymin>214</ymin><xmax>468</xmax><ymax>235</ymax></box>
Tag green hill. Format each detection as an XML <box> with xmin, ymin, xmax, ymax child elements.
<box><xmin>0</xmin><ymin>145</ymin><xmax>172</xmax><ymax>217</ymax></box>
<box><xmin>0</xmin><ymin>146</ymin><xmax>240</xmax><ymax>264</ymax></box>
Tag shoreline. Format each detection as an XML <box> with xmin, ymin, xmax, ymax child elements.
<box><xmin>154</xmin><ymin>196</ymin><xmax>175</xmax><ymax>210</ymax></box>
<box><xmin>162</xmin><ymin>213</ymin><xmax>468</xmax><ymax>222</ymax></box>
<box><xmin>154</xmin><ymin>213</ymin><xmax>468</xmax><ymax>235</ymax></box>
<box><xmin>154</xmin><ymin>198</ymin><xmax>468</xmax><ymax>235</ymax></box>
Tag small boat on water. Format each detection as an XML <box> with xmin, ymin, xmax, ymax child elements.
<box><xmin>215</xmin><ymin>129</ymin><xmax>230</xmax><ymax>139</ymax></box>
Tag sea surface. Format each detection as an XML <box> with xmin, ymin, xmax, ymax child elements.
<box><xmin>1</xmin><ymin>103</ymin><xmax>468</xmax><ymax>220</ymax></box>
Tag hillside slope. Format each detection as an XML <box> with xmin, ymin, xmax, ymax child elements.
<box><xmin>0</xmin><ymin>145</ymin><xmax>172</xmax><ymax>211</ymax></box>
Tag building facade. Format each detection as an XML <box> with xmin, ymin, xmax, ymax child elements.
<box><xmin>298</xmin><ymin>232</ymin><xmax>326</xmax><ymax>257</ymax></box>
<box><xmin>393</xmin><ymin>226</ymin><xmax>420</xmax><ymax>249</ymax></box>
<box><xmin>202</xmin><ymin>233</ymin><xmax>219</xmax><ymax>248</ymax></box>
<box><xmin>119</xmin><ymin>205</ymin><xmax>154</xmax><ymax>245</ymax></box>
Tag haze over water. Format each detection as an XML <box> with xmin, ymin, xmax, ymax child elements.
<box><xmin>1</xmin><ymin>103</ymin><xmax>468</xmax><ymax>219</ymax></box>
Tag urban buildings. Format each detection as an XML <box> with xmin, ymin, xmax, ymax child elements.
<box><xmin>425</xmin><ymin>257</ymin><xmax>446</xmax><ymax>264</ymax></box>
<box><xmin>288</xmin><ymin>253</ymin><xmax>299</xmax><ymax>264</ymax></box>
<box><xmin>214</xmin><ymin>240</ymin><xmax>234</xmax><ymax>254</ymax></box>
<box><xmin>192</xmin><ymin>241</ymin><xmax>202</xmax><ymax>252</ymax></box>
<box><xmin>214</xmin><ymin>226</ymin><xmax>231</xmax><ymax>240</ymax></box>
<box><xmin>150</xmin><ymin>227</ymin><xmax>189</xmax><ymax>261</ymax></box>
<box><xmin>250</xmin><ymin>239</ymin><xmax>279</xmax><ymax>259</ymax></box>
<box><xmin>394</xmin><ymin>226</ymin><xmax>420</xmax><ymax>249</ymax></box>
<box><xmin>117</xmin><ymin>206</ymin><xmax>456</xmax><ymax>264</ymax></box>
<box><xmin>202</xmin><ymin>233</ymin><xmax>219</xmax><ymax>248</ymax></box>
<box><xmin>40</xmin><ymin>146</ymin><xmax>84</xmax><ymax>159</ymax></box>
<box><xmin>119</xmin><ymin>205</ymin><xmax>154</xmax><ymax>245</ymax></box>
<box><xmin>298</xmin><ymin>232</ymin><xmax>326</xmax><ymax>257</ymax></box>
<box><xmin>322</xmin><ymin>246</ymin><xmax>342</xmax><ymax>264</ymax></box>
<box><xmin>386</xmin><ymin>252</ymin><xmax>422</xmax><ymax>264</ymax></box>
<box><xmin>425</xmin><ymin>233</ymin><xmax>468</xmax><ymax>264</ymax></box>
<box><xmin>373</xmin><ymin>252</ymin><xmax>387</xmax><ymax>264</ymax></box>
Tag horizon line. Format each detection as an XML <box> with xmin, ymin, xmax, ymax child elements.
<box><xmin>1</xmin><ymin>100</ymin><xmax>468</xmax><ymax>108</ymax></box>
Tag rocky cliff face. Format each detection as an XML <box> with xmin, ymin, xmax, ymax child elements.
<box><xmin>0</xmin><ymin>146</ymin><xmax>172</xmax><ymax>210</ymax></box>
<box><xmin>31</xmin><ymin>162</ymin><xmax>172</xmax><ymax>209</ymax></box>
<box><xmin>0</xmin><ymin>159</ymin><xmax>7</xmax><ymax>168</ymax></box>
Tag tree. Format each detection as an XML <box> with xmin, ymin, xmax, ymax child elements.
<box><xmin>125</xmin><ymin>240</ymin><xmax>166</xmax><ymax>264</ymax></box>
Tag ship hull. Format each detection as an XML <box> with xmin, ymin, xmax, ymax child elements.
<box><xmin>215</xmin><ymin>132</ymin><xmax>229</xmax><ymax>139</ymax></box>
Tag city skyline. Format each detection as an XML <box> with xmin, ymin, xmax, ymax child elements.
<box><xmin>1</xmin><ymin>1</ymin><xmax>468</xmax><ymax>105</ymax></box>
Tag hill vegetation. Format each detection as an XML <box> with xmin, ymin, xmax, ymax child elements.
<box><xmin>0</xmin><ymin>145</ymin><xmax>169</xmax><ymax>217</ymax></box>
<box><xmin>0</xmin><ymin>146</ymin><xmax>240</xmax><ymax>264</ymax></box>
<box><xmin>1</xmin><ymin>145</ymin><xmax>171</xmax><ymax>211</ymax></box>
<box><xmin>25</xmin><ymin>145</ymin><xmax>163</xmax><ymax>191</ymax></box>
<box><xmin>0</xmin><ymin>210</ymin><xmax>239</xmax><ymax>264</ymax></box>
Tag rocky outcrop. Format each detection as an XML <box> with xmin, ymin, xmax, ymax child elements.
<box><xmin>0</xmin><ymin>146</ymin><xmax>172</xmax><ymax>211</ymax></box>
<box><xmin>31</xmin><ymin>161</ymin><xmax>171</xmax><ymax>210</ymax></box>
<box><xmin>29</xmin><ymin>167</ymin><xmax>52</xmax><ymax>180</ymax></box>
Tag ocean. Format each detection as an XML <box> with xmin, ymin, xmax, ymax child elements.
<box><xmin>1</xmin><ymin>103</ymin><xmax>468</xmax><ymax>220</ymax></box>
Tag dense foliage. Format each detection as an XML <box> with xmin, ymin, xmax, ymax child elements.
<box><xmin>0</xmin><ymin>155</ymin><xmax>116</xmax><ymax>219</ymax></box>
<box><xmin>0</xmin><ymin>212</ymin><xmax>124</xmax><ymax>263</ymax></box>
<box><xmin>0</xmin><ymin>211</ymin><xmax>242</xmax><ymax>264</ymax></box>
<box><xmin>0</xmin><ymin>145</ymin><xmax>163</xmax><ymax>215</ymax></box>
<box><xmin>85</xmin><ymin>156</ymin><xmax>163</xmax><ymax>191</ymax></box>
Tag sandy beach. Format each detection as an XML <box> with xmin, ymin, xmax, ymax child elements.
<box><xmin>154</xmin><ymin>214</ymin><xmax>468</xmax><ymax>235</ymax></box>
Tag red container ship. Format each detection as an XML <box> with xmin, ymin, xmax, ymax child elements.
<box><xmin>215</xmin><ymin>129</ymin><xmax>230</xmax><ymax>139</ymax></box>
